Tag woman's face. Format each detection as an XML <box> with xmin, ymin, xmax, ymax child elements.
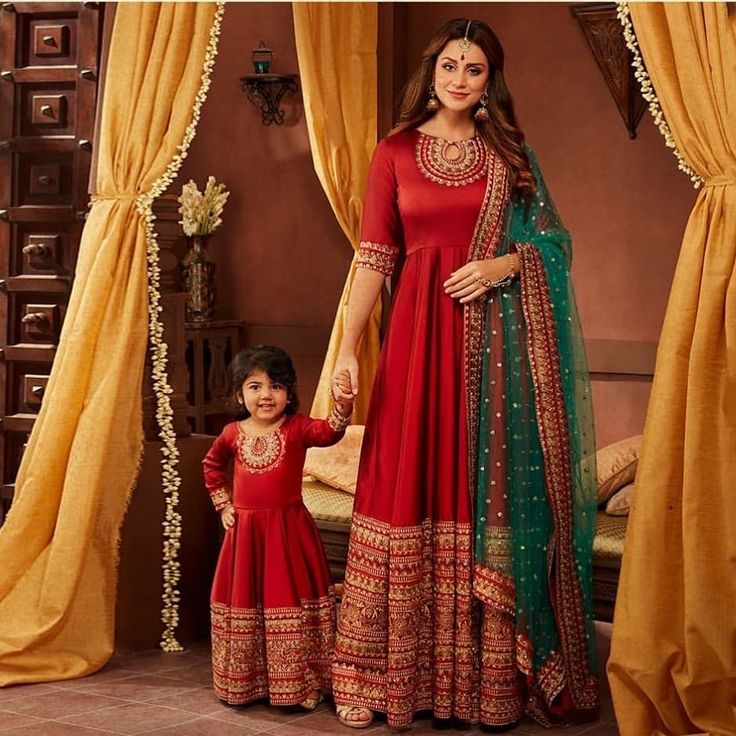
<box><xmin>433</xmin><ymin>39</ymin><xmax>490</xmax><ymax>114</ymax></box>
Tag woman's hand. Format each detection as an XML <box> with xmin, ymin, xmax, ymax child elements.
<box><xmin>443</xmin><ymin>254</ymin><xmax>519</xmax><ymax>304</ymax></box>
<box><xmin>220</xmin><ymin>504</ymin><xmax>235</xmax><ymax>530</ymax></box>
<box><xmin>332</xmin><ymin>368</ymin><xmax>355</xmax><ymax>418</ymax></box>
<box><xmin>333</xmin><ymin>354</ymin><xmax>359</xmax><ymax>399</ymax></box>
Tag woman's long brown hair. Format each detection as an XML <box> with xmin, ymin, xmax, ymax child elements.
<box><xmin>392</xmin><ymin>18</ymin><xmax>535</xmax><ymax>201</ymax></box>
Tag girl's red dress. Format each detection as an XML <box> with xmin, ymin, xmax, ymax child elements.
<box><xmin>203</xmin><ymin>412</ymin><xmax>346</xmax><ymax>706</ymax></box>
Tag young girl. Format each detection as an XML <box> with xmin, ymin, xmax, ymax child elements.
<box><xmin>203</xmin><ymin>344</ymin><xmax>353</xmax><ymax>710</ymax></box>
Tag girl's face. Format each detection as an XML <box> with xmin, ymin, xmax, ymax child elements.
<box><xmin>239</xmin><ymin>368</ymin><xmax>288</xmax><ymax>423</ymax></box>
<box><xmin>433</xmin><ymin>40</ymin><xmax>490</xmax><ymax>115</ymax></box>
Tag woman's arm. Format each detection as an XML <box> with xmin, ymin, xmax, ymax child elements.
<box><xmin>333</xmin><ymin>268</ymin><xmax>386</xmax><ymax>399</ymax></box>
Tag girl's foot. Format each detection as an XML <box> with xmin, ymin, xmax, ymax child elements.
<box><xmin>336</xmin><ymin>704</ymin><xmax>374</xmax><ymax>729</ymax></box>
<box><xmin>300</xmin><ymin>689</ymin><xmax>323</xmax><ymax>711</ymax></box>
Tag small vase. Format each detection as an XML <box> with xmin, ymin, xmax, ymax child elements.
<box><xmin>181</xmin><ymin>234</ymin><xmax>216</xmax><ymax>323</ymax></box>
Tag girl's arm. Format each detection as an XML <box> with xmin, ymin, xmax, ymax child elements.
<box><xmin>202</xmin><ymin>426</ymin><xmax>234</xmax><ymax>511</ymax></box>
<box><xmin>298</xmin><ymin>408</ymin><xmax>352</xmax><ymax>449</ymax></box>
<box><xmin>333</xmin><ymin>268</ymin><xmax>386</xmax><ymax>399</ymax></box>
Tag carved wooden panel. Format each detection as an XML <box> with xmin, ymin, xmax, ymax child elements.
<box><xmin>22</xmin><ymin>13</ymin><xmax>79</xmax><ymax>67</ymax></box>
<box><xmin>18</xmin><ymin>154</ymin><xmax>74</xmax><ymax>203</ymax></box>
<box><xmin>572</xmin><ymin>3</ymin><xmax>647</xmax><ymax>139</ymax></box>
<box><xmin>21</xmin><ymin>372</ymin><xmax>48</xmax><ymax>410</ymax></box>
<box><xmin>0</xmin><ymin>2</ymin><xmax>104</xmax><ymax>516</ymax></box>
<box><xmin>21</xmin><ymin>84</ymin><xmax>76</xmax><ymax>135</ymax></box>
<box><xmin>20</xmin><ymin>303</ymin><xmax>60</xmax><ymax>342</ymax></box>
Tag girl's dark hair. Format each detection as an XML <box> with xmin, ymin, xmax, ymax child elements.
<box><xmin>392</xmin><ymin>18</ymin><xmax>535</xmax><ymax>201</ymax></box>
<box><xmin>229</xmin><ymin>345</ymin><xmax>299</xmax><ymax>418</ymax></box>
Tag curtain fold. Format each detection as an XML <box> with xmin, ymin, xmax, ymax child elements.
<box><xmin>292</xmin><ymin>2</ymin><xmax>380</xmax><ymax>422</ymax></box>
<box><xmin>607</xmin><ymin>4</ymin><xmax>736</xmax><ymax>735</ymax></box>
<box><xmin>0</xmin><ymin>2</ymin><xmax>218</xmax><ymax>685</ymax></box>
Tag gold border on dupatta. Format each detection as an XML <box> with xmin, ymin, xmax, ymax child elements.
<box><xmin>462</xmin><ymin>151</ymin><xmax>510</xmax><ymax>496</ymax></box>
<box><xmin>516</xmin><ymin>243</ymin><xmax>597</xmax><ymax>711</ymax></box>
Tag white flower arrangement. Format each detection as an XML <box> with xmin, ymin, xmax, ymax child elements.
<box><xmin>135</xmin><ymin>0</ymin><xmax>226</xmax><ymax>653</ymax></box>
<box><xmin>616</xmin><ymin>2</ymin><xmax>703</xmax><ymax>188</ymax></box>
<box><xmin>177</xmin><ymin>175</ymin><xmax>230</xmax><ymax>237</ymax></box>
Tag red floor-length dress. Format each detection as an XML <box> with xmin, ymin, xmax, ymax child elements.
<box><xmin>333</xmin><ymin>129</ymin><xmax>511</xmax><ymax>726</ymax></box>
<box><xmin>204</xmin><ymin>412</ymin><xmax>347</xmax><ymax>706</ymax></box>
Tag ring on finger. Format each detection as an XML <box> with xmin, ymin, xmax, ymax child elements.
<box><xmin>475</xmin><ymin>277</ymin><xmax>492</xmax><ymax>289</ymax></box>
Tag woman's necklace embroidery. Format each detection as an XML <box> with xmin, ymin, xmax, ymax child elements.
<box><xmin>237</xmin><ymin>424</ymin><xmax>285</xmax><ymax>474</ymax></box>
<box><xmin>416</xmin><ymin>133</ymin><xmax>488</xmax><ymax>187</ymax></box>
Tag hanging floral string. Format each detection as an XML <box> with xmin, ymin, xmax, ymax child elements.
<box><xmin>616</xmin><ymin>2</ymin><xmax>703</xmax><ymax>188</ymax></box>
<box><xmin>134</xmin><ymin>0</ymin><xmax>226</xmax><ymax>653</ymax></box>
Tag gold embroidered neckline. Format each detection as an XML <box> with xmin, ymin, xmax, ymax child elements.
<box><xmin>236</xmin><ymin>418</ymin><xmax>287</xmax><ymax>474</ymax></box>
<box><xmin>415</xmin><ymin>131</ymin><xmax>488</xmax><ymax>187</ymax></box>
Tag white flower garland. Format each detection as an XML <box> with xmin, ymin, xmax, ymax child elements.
<box><xmin>134</xmin><ymin>1</ymin><xmax>226</xmax><ymax>653</ymax></box>
<box><xmin>616</xmin><ymin>2</ymin><xmax>703</xmax><ymax>188</ymax></box>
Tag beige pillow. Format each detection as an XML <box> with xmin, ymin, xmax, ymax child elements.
<box><xmin>596</xmin><ymin>434</ymin><xmax>642</xmax><ymax>504</ymax></box>
<box><xmin>605</xmin><ymin>482</ymin><xmax>635</xmax><ymax>516</ymax></box>
<box><xmin>304</xmin><ymin>425</ymin><xmax>364</xmax><ymax>495</ymax></box>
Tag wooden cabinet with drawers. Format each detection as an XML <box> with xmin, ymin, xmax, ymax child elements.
<box><xmin>0</xmin><ymin>2</ymin><xmax>104</xmax><ymax>523</ymax></box>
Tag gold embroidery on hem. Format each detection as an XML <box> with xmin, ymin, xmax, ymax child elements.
<box><xmin>211</xmin><ymin>593</ymin><xmax>335</xmax><ymax>706</ymax></box>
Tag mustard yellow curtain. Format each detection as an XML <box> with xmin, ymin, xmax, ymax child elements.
<box><xmin>0</xmin><ymin>3</ymin><xmax>218</xmax><ymax>685</ymax></box>
<box><xmin>292</xmin><ymin>3</ymin><xmax>380</xmax><ymax>422</ymax></box>
<box><xmin>607</xmin><ymin>5</ymin><xmax>736</xmax><ymax>734</ymax></box>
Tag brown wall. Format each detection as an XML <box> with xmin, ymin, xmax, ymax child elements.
<box><xmin>175</xmin><ymin>3</ymin><xmax>351</xmax><ymax>405</ymax></box>
<box><xmin>178</xmin><ymin>2</ymin><xmax>695</xmax><ymax>447</ymax></box>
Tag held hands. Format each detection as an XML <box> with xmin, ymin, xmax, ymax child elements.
<box><xmin>332</xmin><ymin>368</ymin><xmax>355</xmax><ymax>417</ymax></box>
<box><xmin>333</xmin><ymin>354</ymin><xmax>360</xmax><ymax>399</ymax></box>
<box><xmin>220</xmin><ymin>504</ymin><xmax>235</xmax><ymax>530</ymax></box>
<box><xmin>443</xmin><ymin>254</ymin><xmax>519</xmax><ymax>304</ymax></box>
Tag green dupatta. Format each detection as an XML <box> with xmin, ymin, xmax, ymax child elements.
<box><xmin>474</xmin><ymin>147</ymin><xmax>598</xmax><ymax>716</ymax></box>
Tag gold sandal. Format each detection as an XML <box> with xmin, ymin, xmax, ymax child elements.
<box><xmin>300</xmin><ymin>690</ymin><xmax>324</xmax><ymax>711</ymax></box>
<box><xmin>336</xmin><ymin>704</ymin><xmax>374</xmax><ymax>729</ymax></box>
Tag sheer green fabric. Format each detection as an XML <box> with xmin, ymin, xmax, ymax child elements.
<box><xmin>475</xmin><ymin>147</ymin><xmax>597</xmax><ymax>689</ymax></box>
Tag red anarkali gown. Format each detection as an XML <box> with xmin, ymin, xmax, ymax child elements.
<box><xmin>203</xmin><ymin>411</ymin><xmax>347</xmax><ymax>706</ymax></box>
<box><xmin>333</xmin><ymin>129</ymin><xmax>509</xmax><ymax>726</ymax></box>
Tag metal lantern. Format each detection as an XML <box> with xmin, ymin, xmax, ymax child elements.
<box><xmin>251</xmin><ymin>41</ymin><xmax>273</xmax><ymax>74</ymax></box>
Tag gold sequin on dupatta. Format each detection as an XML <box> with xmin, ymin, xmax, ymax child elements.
<box><xmin>416</xmin><ymin>133</ymin><xmax>488</xmax><ymax>187</ymax></box>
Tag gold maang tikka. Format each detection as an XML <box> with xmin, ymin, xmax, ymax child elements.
<box><xmin>458</xmin><ymin>20</ymin><xmax>472</xmax><ymax>60</ymax></box>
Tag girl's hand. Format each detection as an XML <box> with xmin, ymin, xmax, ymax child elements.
<box><xmin>220</xmin><ymin>504</ymin><xmax>235</xmax><ymax>530</ymax></box>
<box><xmin>333</xmin><ymin>371</ymin><xmax>353</xmax><ymax>417</ymax></box>
<box><xmin>333</xmin><ymin>355</ymin><xmax>359</xmax><ymax>398</ymax></box>
<box><xmin>443</xmin><ymin>254</ymin><xmax>519</xmax><ymax>304</ymax></box>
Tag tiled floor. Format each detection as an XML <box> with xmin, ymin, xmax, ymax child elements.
<box><xmin>0</xmin><ymin>626</ymin><xmax>619</xmax><ymax>735</ymax></box>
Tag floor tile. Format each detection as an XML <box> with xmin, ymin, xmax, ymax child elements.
<box><xmin>59</xmin><ymin>702</ymin><xmax>200</xmax><ymax>735</ymax></box>
<box><xmin>159</xmin><ymin>663</ymin><xmax>212</xmax><ymax>687</ymax></box>
<box><xmin>0</xmin><ymin>683</ymin><xmax>63</xmax><ymax>705</ymax></box>
<box><xmin>142</xmin><ymin>715</ymin><xmax>259</xmax><ymax>735</ymax></box>
<box><xmin>107</xmin><ymin>652</ymin><xmax>206</xmax><ymax>676</ymax></box>
<box><xmin>209</xmin><ymin>701</ymin><xmax>314</xmax><ymax>731</ymax></box>
<box><xmin>73</xmin><ymin>674</ymin><xmax>200</xmax><ymax>703</ymax></box>
<box><xmin>3</xmin><ymin>690</ymin><xmax>125</xmax><ymax>719</ymax></box>
<box><xmin>0</xmin><ymin>723</ymin><xmax>120</xmax><ymax>735</ymax></box>
<box><xmin>0</xmin><ymin>712</ymin><xmax>46</xmax><ymax>733</ymax></box>
<box><xmin>145</xmin><ymin>686</ymin><xmax>226</xmax><ymax>717</ymax></box>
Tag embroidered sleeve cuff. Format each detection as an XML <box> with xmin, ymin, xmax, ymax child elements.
<box><xmin>210</xmin><ymin>488</ymin><xmax>232</xmax><ymax>512</ymax></box>
<box><xmin>356</xmin><ymin>241</ymin><xmax>399</xmax><ymax>276</ymax></box>
<box><xmin>327</xmin><ymin>407</ymin><xmax>351</xmax><ymax>433</ymax></box>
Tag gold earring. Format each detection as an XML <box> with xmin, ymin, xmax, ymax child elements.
<box><xmin>426</xmin><ymin>82</ymin><xmax>440</xmax><ymax>111</ymax></box>
<box><xmin>474</xmin><ymin>89</ymin><xmax>490</xmax><ymax>122</ymax></box>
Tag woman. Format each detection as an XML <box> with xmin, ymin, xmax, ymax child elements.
<box><xmin>331</xmin><ymin>18</ymin><xmax>598</xmax><ymax>730</ymax></box>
